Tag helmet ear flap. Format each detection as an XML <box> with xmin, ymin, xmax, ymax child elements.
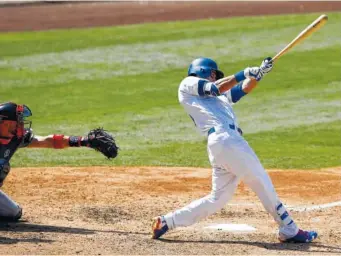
<box><xmin>216</xmin><ymin>70</ymin><xmax>224</xmax><ymax>80</ymax></box>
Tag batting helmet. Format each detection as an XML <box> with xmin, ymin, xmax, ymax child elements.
<box><xmin>0</xmin><ymin>102</ymin><xmax>32</xmax><ymax>144</ymax></box>
<box><xmin>188</xmin><ymin>58</ymin><xmax>224</xmax><ymax>80</ymax></box>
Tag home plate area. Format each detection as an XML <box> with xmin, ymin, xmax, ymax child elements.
<box><xmin>2</xmin><ymin>166</ymin><xmax>341</xmax><ymax>254</ymax></box>
<box><xmin>204</xmin><ymin>223</ymin><xmax>257</xmax><ymax>232</ymax></box>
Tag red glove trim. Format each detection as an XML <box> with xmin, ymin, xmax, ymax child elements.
<box><xmin>53</xmin><ymin>134</ymin><xmax>64</xmax><ymax>149</ymax></box>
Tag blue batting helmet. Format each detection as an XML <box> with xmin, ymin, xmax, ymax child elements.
<box><xmin>188</xmin><ymin>58</ymin><xmax>224</xmax><ymax>80</ymax></box>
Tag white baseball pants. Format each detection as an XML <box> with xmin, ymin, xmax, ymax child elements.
<box><xmin>164</xmin><ymin>130</ymin><xmax>298</xmax><ymax>238</ymax></box>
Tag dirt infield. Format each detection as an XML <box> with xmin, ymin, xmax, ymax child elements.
<box><xmin>1</xmin><ymin>166</ymin><xmax>341</xmax><ymax>254</ymax></box>
<box><xmin>1</xmin><ymin>1</ymin><xmax>341</xmax><ymax>32</ymax></box>
<box><xmin>1</xmin><ymin>1</ymin><xmax>341</xmax><ymax>255</ymax></box>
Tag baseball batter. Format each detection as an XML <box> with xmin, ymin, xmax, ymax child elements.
<box><xmin>0</xmin><ymin>102</ymin><xmax>118</xmax><ymax>221</ymax></box>
<box><xmin>152</xmin><ymin>57</ymin><xmax>317</xmax><ymax>243</ymax></box>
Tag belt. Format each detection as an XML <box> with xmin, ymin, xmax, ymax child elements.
<box><xmin>208</xmin><ymin>127</ymin><xmax>216</xmax><ymax>136</ymax></box>
<box><xmin>208</xmin><ymin>124</ymin><xmax>242</xmax><ymax>136</ymax></box>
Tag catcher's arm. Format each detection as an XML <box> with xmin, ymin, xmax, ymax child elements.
<box><xmin>27</xmin><ymin>135</ymin><xmax>70</xmax><ymax>148</ymax></box>
<box><xmin>25</xmin><ymin>128</ymin><xmax>118</xmax><ymax>159</ymax></box>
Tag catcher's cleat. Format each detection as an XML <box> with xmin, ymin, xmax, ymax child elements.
<box><xmin>279</xmin><ymin>229</ymin><xmax>318</xmax><ymax>243</ymax></box>
<box><xmin>152</xmin><ymin>216</ymin><xmax>168</xmax><ymax>239</ymax></box>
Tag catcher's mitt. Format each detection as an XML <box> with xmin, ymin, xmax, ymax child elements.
<box><xmin>86</xmin><ymin>128</ymin><xmax>118</xmax><ymax>159</ymax></box>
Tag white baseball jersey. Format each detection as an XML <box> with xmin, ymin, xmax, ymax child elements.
<box><xmin>178</xmin><ymin>76</ymin><xmax>244</xmax><ymax>136</ymax></box>
<box><xmin>165</xmin><ymin>76</ymin><xmax>299</xmax><ymax>238</ymax></box>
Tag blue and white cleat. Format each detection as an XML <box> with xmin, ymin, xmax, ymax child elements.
<box><xmin>152</xmin><ymin>216</ymin><xmax>169</xmax><ymax>239</ymax></box>
<box><xmin>279</xmin><ymin>229</ymin><xmax>318</xmax><ymax>243</ymax></box>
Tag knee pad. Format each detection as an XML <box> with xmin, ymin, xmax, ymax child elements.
<box><xmin>0</xmin><ymin>206</ymin><xmax>22</xmax><ymax>222</ymax></box>
<box><xmin>14</xmin><ymin>207</ymin><xmax>22</xmax><ymax>221</ymax></box>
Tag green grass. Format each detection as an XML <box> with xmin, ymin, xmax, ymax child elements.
<box><xmin>1</xmin><ymin>12</ymin><xmax>340</xmax><ymax>169</ymax></box>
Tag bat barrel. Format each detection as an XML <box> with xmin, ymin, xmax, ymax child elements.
<box><xmin>272</xmin><ymin>14</ymin><xmax>328</xmax><ymax>62</ymax></box>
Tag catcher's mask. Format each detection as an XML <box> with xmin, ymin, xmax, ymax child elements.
<box><xmin>188</xmin><ymin>57</ymin><xmax>224</xmax><ymax>81</ymax></box>
<box><xmin>0</xmin><ymin>102</ymin><xmax>32</xmax><ymax>145</ymax></box>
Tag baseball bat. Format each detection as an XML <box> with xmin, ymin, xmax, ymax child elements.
<box><xmin>272</xmin><ymin>14</ymin><xmax>328</xmax><ymax>62</ymax></box>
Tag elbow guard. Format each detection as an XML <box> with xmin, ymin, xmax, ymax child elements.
<box><xmin>198</xmin><ymin>80</ymin><xmax>220</xmax><ymax>96</ymax></box>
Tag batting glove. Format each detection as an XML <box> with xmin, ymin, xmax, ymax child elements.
<box><xmin>244</xmin><ymin>67</ymin><xmax>263</xmax><ymax>81</ymax></box>
<box><xmin>260</xmin><ymin>57</ymin><xmax>273</xmax><ymax>74</ymax></box>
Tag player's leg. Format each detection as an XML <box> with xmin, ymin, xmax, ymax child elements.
<box><xmin>153</xmin><ymin>166</ymin><xmax>240</xmax><ymax>239</ymax></box>
<box><xmin>218</xmin><ymin>136</ymin><xmax>317</xmax><ymax>242</ymax></box>
<box><xmin>153</xmin><ymin>167</ymin><xmax>239</xmax><ymax>239</ymax></box>
<box><xmin>163</xmin><ymin>167</ymin><xmax>239</xmax><ymax>229</ymax></box>
<box><xmin>0</xmin><ymin>190</ymin><xmax>22</xmax><ymax>221</ymax></box>
<box><xmin>152</xmin><ymin>132</ymin><xmax>241</xmax><ymax>239</ymax></box>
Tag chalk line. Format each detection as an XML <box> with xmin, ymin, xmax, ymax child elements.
<box><xmin>227</xmin><ymin>201</ymin><xmax>341</xmax><ymax>212</ymax></box>
<box><xmin>288</xmin><ymin>201</ymin><xmax>341</xmax><ymax>212</ymax></box>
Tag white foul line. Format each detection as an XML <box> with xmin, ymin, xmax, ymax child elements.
<box><xmin>288</xmin><ymin>201</ymin><xmax>341</xmax><ymax>212</ymax></box>
<box><xmin>228</xmin><ymin>201</ymin><xmax>341</xmax><ymax>212</ymax></box>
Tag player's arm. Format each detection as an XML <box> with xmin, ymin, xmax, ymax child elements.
<box><xmin>217</xmin><ymin>68</ymin><xmax>261</xmax><ymax>95</ymax></box>
<box><xmin>217</xmin><ymin>57</ymin><xmax>273</xmax><ymax>95</ymax></box>
<box><xmin>22</xmin><ymin>128</ymin><xmax>118</xmax><ymax>159</ymax></box>
<box><xmin>201</xmin><ymin>67</ymin><xmax>264</xmax><ymax>97</ymax></box>
<box><xmin>184</xmin><ymin>57</ymin><xmax>273</xmax><ymax>97</ymax></box>
<box><xmin>27</xmin><ymin>134</ymin><xmax>90</xmax><ymax>149</ymax></box>
<box><xmin>22</xmin><ymin>129</ymin><xmax>87</xmax><ymax>149</ymax></box>
<box><xmin>214</xmin><ymin>75</ymin><xmax>239</xmax><ymax>94</ymax></box>
<box><xmin>194</xmin><ymin>74</ymin><xmax>247</xmax><ymax>97</ymax></box>
<box><xmin>224</xmin><ymin>78</ymin><xmax>257</xmax><ymax>104</ymax></box>
<box><xmin>27</xmin><ymin>135</ymin><xmax>70</xmax><ymax>148</ymax></box>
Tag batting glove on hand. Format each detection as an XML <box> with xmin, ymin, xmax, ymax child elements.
<box><xmin>244</xmin><ymin>67</ymin><xmax>263</xmax><ymax>81</ymax></box>
<box><xmin>260</xmin><ymin>57</ymin><xmax>273</xmax><ymax>74</ymax></box>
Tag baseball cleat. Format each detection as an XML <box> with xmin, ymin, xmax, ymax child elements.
<box><xmin>152</xmin><ymin>216</ymin><xmax>169</xmax><ymax>239</ymax></box>
<box><xmin>279</xmin><ymin>229</ymin><xmax>318</xmax><ymax>243</ymax></box>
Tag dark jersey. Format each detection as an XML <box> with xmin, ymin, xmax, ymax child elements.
<box><xmin>0</xmin><ymin>129</ymin><xmax>33</xmax><ymax>186</ymax></box>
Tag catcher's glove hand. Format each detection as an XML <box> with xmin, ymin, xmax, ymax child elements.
<box><xmin>86</xmin><ymin>128</ymin><xmax>119</xmax><ymax>159</ymax></box>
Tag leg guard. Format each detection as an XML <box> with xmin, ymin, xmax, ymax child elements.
<box><xmin>0</xmin><ymin>190</ymin><xmax>23</xmax><ymax>221</ymax></box>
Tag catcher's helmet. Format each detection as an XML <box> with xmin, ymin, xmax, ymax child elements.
<box><xmin>188</xmin><ymin>58</ymin><xmax>224</xmax><ymax>80</ymax></box>
<box><xmin>0</xmin><ymin>102</ymin><xmax>32</xmax><ymax>144</ymax></box>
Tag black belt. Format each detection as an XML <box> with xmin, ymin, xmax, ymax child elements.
<box><xmin>208</xmin><ymin>125</ymin><xmax>243</xmax><ymax>136</ymax></box>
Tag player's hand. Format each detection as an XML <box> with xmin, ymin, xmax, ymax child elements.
<box><xmin>244</xmin><ymin>67</ymin><xmax>263</xmax><ymax>81</ymax></box>
<box><xmin>260</xmin><ymin>57</ymin><xmax>273</xmax><ymax>74</ymax></box>
<box><xmin>85</xmin><ymin>128</ymin><xmax>118</xmax><ymax>159</ymax></box>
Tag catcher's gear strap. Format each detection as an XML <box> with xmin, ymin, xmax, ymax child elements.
<box><xmin>53</xmin><ymin>134</ymin><xmax>64</xmax><ymax>149</ymax></box>
<box><xmin>20</xmin><ymin>128</ymin><xmax>34</xmax><ymax>148</ymax></box>
<box><xmin>0</xmin><ymin>160</ymin><xmax>10</xmax><ymax>187</ymax></box>
<box><xmin>68</xmin><ymin>136</ymin><xmax>88</xmax><ymax>147</ymax></box>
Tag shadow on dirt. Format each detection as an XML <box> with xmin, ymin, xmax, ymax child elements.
<box><xmin>0</xmin><ymin>220</ymin><xmax>95</xmax><ymax>235</ymax></box>
<box><xmin>0</xmin><ymin>220</ymin><xmax>149</xmax><ymax>245</ymax></box>
<box><xmin>0</xmin><ymin>220</ymin><xmax>97</xmax><ymax>245</ymax></box>
<box><xmin>160</xmin><ymin>238</ymin><xmax>341</xmax><ymax>254</ymax></box>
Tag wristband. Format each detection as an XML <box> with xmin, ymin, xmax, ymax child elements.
<box><xmin>68</xmin><ymin>136</ymin><xmax>88</xmax><ymax>147</ymax></box>
<box><xmin>53</xmin><ymin>134</ymin><xmax>64</xmax><ymax>149</ymax></box>
<box><xmin>234</xmin><ymin>70</ymin><xmax>246</xmax><ymax>82</ymax></box>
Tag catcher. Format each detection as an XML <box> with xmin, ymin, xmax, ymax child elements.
<box><xmin>0</xmin><ymin>101</ymin><xmax>118</xmax><ymax>221</ymax></box>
